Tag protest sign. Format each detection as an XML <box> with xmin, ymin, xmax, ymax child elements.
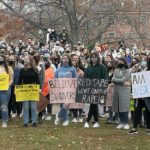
<box><xmin>0</xmin><ymin>74</ymin><xmax>9</xmax><ymax>91</ymax></box>
<box><xmin>131</xmin><ymin>71</ymin><xmax>150</xmax><ymax>99</ymax></box>
<box><xmin>15</xmin><ymin>84</ymin><xmax>40</xmax><ymax>102</ymax></box>
<box><xmin>75</xmin><ymin>78</ymin><xmax>108</xmax><ymax>104</ymax></box>
<box><xmin>49</xmin><ymin>78</ymin><xmax>77</xmax><ymax>103</ymax></box>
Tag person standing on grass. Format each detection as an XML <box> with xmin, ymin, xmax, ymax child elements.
<box><xmin>0</xmin><ymin>54</ymin><xmax>13</xmax><ymax>128</ymax></box>
<box><xmin>71</xmin><ymin>60</ymin><xmax>84</xmax><ymax>123</ymax></box>
<box><xmin>129</xmin><ymin>55</ymin><xmax>150</xmax><ymax>135</ymax></box>
<box><xmin>40</xmin><ymin>59</ymin><xmax>54</xmax><ymax>121</ymax></box>
<box><xmin>112</xmin><ymin>57</ymin><xmax>131</xmax><ymax>130</ymax></box>
<box><xmin>54</xmin><ymin>54</ymin><xmax>77</xmax><ymax>126</ymax></box>
<box><xmin>84</xmin><ymin>52</ymin><xmax>107</xmax><ymax>128</ymax></box>
<box><xmin>18</xmin><ymin>55</ymin><xmax>40</xmax><ymax>127</ymax></box>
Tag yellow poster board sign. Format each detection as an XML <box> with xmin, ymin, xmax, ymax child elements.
<box><xmin>15</xmin><ymin>84</ymin><xmax>40</xmax><ymax>102</ymax></box>
<box><xmin>0</xmin><ymin>74</ymin><xmax>9</xmax><ymax>91</ymax></box>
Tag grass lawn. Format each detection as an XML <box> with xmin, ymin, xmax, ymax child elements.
<box><xmin>0</xmin><ymin>118</ymin><xmax>150</xmax><ymax>150</ymax></box>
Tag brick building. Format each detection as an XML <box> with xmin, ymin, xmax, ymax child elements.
<box><xmin>99</xmin><ymin>0</ymin><xmax>150</xmax><ymax>48</ymax></box>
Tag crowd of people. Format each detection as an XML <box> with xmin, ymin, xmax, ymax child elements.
<box><xmin>0</xmin><ymin>28</ymin><xmax>150</xmax><ymax>136</ymax></box>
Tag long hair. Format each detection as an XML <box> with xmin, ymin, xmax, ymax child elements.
<box><xmin>8</xmin><ymin>55</ymin><xmax>16</xmax><ymax>70</ymax></box>
<box><xmin>33</xmin><ymin>51</ymin><xmax>41</xmax><ymax>66</ymax></box>
<box><xmin>61</xmin><ymin>53</ymin><xmax>72</xmax><ymax>66</ymax></box>
<box><xmin>24</xmin><ymin>55</ymin><xmax>38</xmax><ymax>73</ymax></box>
<box><xmin>0</xmin><ymin>54</ymin><xmax>9</xmax><ymax>74</ymax></box>
<box><xmin>90</xmin><ymin>52</ymin><xmax>100</xmax><ymax>66</ymax></box>
<box><xmin>71</xmin><ymin>54</ymin><xmax>85</xmax><ymax>71</ymax></box>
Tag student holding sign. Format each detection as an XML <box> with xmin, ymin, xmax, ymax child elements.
<box><xmin>129</xmin><ymin>55</ymin><xmax>150</xmax><ymax>135</ymax></box>
<box><xmin>18</xmin><ymin>55</ymin><xmax>40</xmax><ymax>127</ymax></box>
<box><xmin>84</xmin><ymin>52</ymin><xmax>107</xmax><ymax>128</ymax></box>
<box><xmin>0</xmin><ymin>55</ymin><xmax>13</xmax><ymax>128</ymax></box>
<box><xmin>54</xmin><ymin>54</ymin><xmax>77</xmax><ymax>126</ymax></box>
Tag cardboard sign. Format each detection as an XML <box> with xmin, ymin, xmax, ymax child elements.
<box><xmin>0</xmin><ymin>74</ymin><xmax>9</xmax><ymax>91</ymax></box>
<box><xmin>49</xmin><ymin>78</ymin><xmax>77</xmax><ymax>103</ymax></box>
<box><xmin>75</xmin><ymin>78</ymin><xmax>108</xmax><ymax>104</ymax></box>
<box><xmin>131</xmin><ymin>71</ymin><xmax>150</xmax><ymax>99</ymax></box>
<box><xmin>37</xmin><ymin>93</ymin><xmax>49</xmax><ymax>113</ymax></box>
<box><xmin>15</xmin><ymin>84</ymin><xmax>40</xmax><ymax>102</ymax></box>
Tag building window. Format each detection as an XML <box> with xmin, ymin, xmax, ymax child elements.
<box><xmin>140</xmin><ymin>16</ymin><xmax>146</xmax><ymax>23</ymax></box>
<box><xmin>121</xmin><ymin>1</ymin><xmax>125</xmax><ymax>7</ymax></box>
<box><xmin>109</xmin><ymin>15</ymin><xmax>114</xmax><ymax>25</ymax></box>
<box><xmin>133</xmin><ymin>0</ymin><xmax>137</xmax><ymax>6</ymax></box>
<box><xmin>126</xmin><ymin>32</ymin><xmax>133</xmax><ymax>38</ymax></box>
<box><xmin>109</xmin><ymin>32</ymin><xmax>115</xmax><ymax>38</ymax></box>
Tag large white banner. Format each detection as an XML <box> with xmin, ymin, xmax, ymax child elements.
<box><xmin>131</xmin><ymin>71</ymin><xmax>150</xmax><ymax>99</ymax></box>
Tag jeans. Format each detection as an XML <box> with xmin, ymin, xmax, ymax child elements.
<box><xmin>0</xmin><ymin>87</ymin><xmax>11</xmax><ymax>122</ymax></box>
<box><xmin>23</xmin><ymin>101</ymin><xmax>37</xmax><ymax>124</ymax></box>
<box><xmin>119</xmin><ymin>112</ymin><xmax>129</xmax><ymax>124</ymax></box>
<box><xmin>58</xmin><ymin>104</ymin><xmax>68</xmax><ymax>122</ymax></box>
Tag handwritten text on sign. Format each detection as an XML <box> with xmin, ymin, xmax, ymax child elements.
<box><xmin>15</xmin><ymin>84</ymin><xmax>40</xmax><ymax>102</ymax></box>
<box><xmin>131</xmin><ymin>71</ymin><xmax>150</xmax><ymax>99</ymax></box>
<box><xmin>0</xmin><ymin>74</ymin><xmax>9</xmax><ymax>91</ymax></box>
<box><xmin>49</xmin><ymin>78</ymin><xmax>77</xmax><ymax>103</ymax></box>
<box><xmin>75</xmin><ymin>78</ymin><xmax>108</xmax><ymax>104</ymax></box>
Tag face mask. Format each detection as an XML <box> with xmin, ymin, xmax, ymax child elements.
<box><xmin>118</xmin><ymin>64</ymin><xmax>124</xmax><ymax>68</ymax></box>
<box><xmin>9</xmin><ymin>61</ymin><xmax>14</xmax><ymax>65</ymax></box>
<box><xmin>0</xmin><ymin>61</ymin><xmax>4</xmax><ymax>65</ymax></box>
<box><xmin>91</xmin><ymin>57</ymin><xmax>98</xmax><ymax>64</ymax></box>
<box><xmin>141</xmin><ymin>61</ymin><xmax>147</xmax><ymax>68</ymax></box>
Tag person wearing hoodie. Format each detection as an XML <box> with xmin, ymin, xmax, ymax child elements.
<box><xmin>84</xmin><ymin>52</ymin><xmax>107</xmax><ymax>128</ymax></box>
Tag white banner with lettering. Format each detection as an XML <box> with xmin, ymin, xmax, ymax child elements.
<box><xmin>131</xmin><ymin>71</ymin><xmax>150</xmax><ymax>99</ymax></box>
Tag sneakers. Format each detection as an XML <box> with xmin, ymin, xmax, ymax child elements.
<box><xmin>42</xmin><ymin>115</ymin><xmax>46</xmax><ymax>120</ymax></box>
<box><xmin>2</xmin><ymin>122</ymin><xmax>8</xmax><ymax>128</ymax></box>
<box><xmin>72</xmin><ymin>118</ymin><xmax>78</xmax><ymax>123</ymax></box>
<box><xmin>116</xmin><ymin>124</ymin><xmax>124</xmax><ymax>129</ymax></box>
<box><xmin>78</xmin><ymin>118</ymin><xmax>83</xmax><ymax>123</ymax></box>
<box><xmin>63</xmin><ymin>120</ymin><xmax>69</xmax><ymax>126</ymax></box>
<box><xmin>54</xmin><ymin>114</ymin><xmax>60</xmax><ymax>125</ymax></box>
<box><xmin>84</xmin><ymin>122</ymin><xmax>89</xmax><ymax>128</ymax></box>
<box><xmin>129</xmin><ymin>129</ymin><xmax>138</xmax><ymax>134</ymax></box>
<box><xmin>123</xmin><ymin>124</ymin><xmax>130</xmax><ymax>130</ymax></box>
<box><xmin>45</xmin><ymin>115</ymin><xmax>52</xmax><ymax>121</ymax></box>
<box><xmin>12</xmin><ymin>113</ymin><xmax>17</xmax><ymax>118</ymax></box>
<box><xmin>93</xmin><ymin>122</ymin><xmax>100</xmax><ymax>128</ymax></box>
